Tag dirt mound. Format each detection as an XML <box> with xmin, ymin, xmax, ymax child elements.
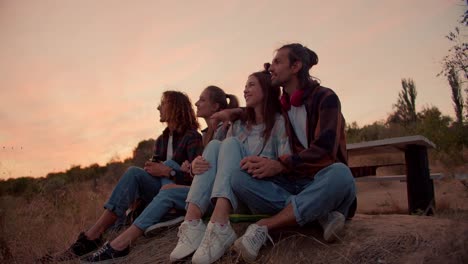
<box><xmin>114</xmin><ymin>214</ymin><xmax>468</xmax><ymax>264</ymax></box>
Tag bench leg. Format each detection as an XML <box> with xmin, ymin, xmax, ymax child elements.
<box><xmin>405</xmin><ymin>145</ymin><xmax>435</xmax><ymax>215</ymax></box>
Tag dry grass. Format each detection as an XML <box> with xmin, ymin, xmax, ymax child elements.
<box><xmin>1</xmin><ymin>162</ymin><xmax>468</xmax><ymax>263</ymax></box>
<box><xmin>0</xmin><ymin>180</ymin><xmax>115</xmax><ymax>263</ymax></box>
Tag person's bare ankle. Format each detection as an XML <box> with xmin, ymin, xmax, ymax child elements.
<box><xmin>256</xmin><ymin>219</ymin><xmax>268</xmax><ymax>226</ymax></box>
<box><xmin>84</xmin><ymin>231</ymin><xmax>100</xmax><ymax>241</ymax></box>
<box><xmin>210</xmin><ymin>216</ymin><xmax>229</xmax><ymax>225</ymax></box>
<box><xmin>109</xmin><ymin>240</ymin><xmax>127</xmax><ymax>251</ymax></box>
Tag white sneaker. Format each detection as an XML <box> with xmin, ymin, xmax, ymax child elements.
<box><xmin>169</xmin><ymin>220</ymin><xmax>206</xmax><ymax>262</ymax></box>
<box><xmin>319</xmin><ymin>211</ymin><xmax>345</xmax><ymax>242</ymax></box>
<box><xmin>191</xmin><ymin>222</ymin><xmax>237</xmax><ymax>264</ymax></box>
<box><xmin>233</xmin><ymin>224</ymin><xmax>273</xmax><ymax>263</ymax></box>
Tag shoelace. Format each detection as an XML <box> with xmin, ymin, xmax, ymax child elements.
<box><xmin>245</xmin><ymin>226</ymin><xmax>274</xmax><ymax>250</ymax></box>
<box><xmin>177</xmin><ymin>224</ymin><xmax>189</xmax><ymax>243</ymax></box>
<box><xmin>178</xmin><ymin>223</ymin><xmax>200</xmax><ymax>246</ymax></box>
<box><xmin>91</xmin><ymin>244</ymin><xmax>108</xmax><ymax>258</ymax></box>
<box><xmin>199</xmin><ymin>226</ymin><xmax>219</xmax><ymax>254</ymax></box>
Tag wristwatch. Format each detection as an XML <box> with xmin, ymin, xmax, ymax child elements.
<box><xmin>169</xmin><ymin>169</ymin><xmax>177</xmax><ymax>179</ymax></box>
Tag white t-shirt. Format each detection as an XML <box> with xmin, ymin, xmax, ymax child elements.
<box><xmin>166</xmin><ymin>133</ymin><xmax>173</xmax><ymax>161</ymax></box>
<box><xmin>288</xmin><ymin>105</ymin><xmax>308</xmax><ymax>148</ymax></box>
<box><xmin>227</xmin><ymin>113</ymin><xmax>291</xmax><ymax>159</ymax></box>
<box><xmin>246</xmin><ymin>124</ymin><xmax>265</xmax><ymax>155</ymax></box>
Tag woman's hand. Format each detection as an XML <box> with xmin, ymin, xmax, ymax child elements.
<box><xmin>191</xmin><ymin>156</ymin><xmax>211</xmax><ymax>175</ymax></box>
<box><xmin>181</xmin><ymin>160</ymin><xmax>191</xmax><ymax>173</ymax></box>
<box><xmin>240</xmin><ymin>156</ymin><xmax>285</xmax><ymax>179</ymax></box>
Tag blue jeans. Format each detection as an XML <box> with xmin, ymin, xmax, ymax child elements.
<box><xmin>104</xmin><ymin>160</ymin><xmax>188</xmax><ymax>230</ymax></box>
<box><xmin>186</xmin><ymin>138</ymin><xmax>247</xmax><ymax>215</ymax></box>
<box><xmin>133</xmin><ymin>186</ymin><xmax>189</xmax><ymax>230</ymax></box>
<box><xmin>231</xmin><ymin>161</ymin><xmax>356</xmax><ymax>226</ymax></box>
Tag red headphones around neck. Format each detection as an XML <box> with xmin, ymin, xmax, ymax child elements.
<box><xmin>280</xmin><ymin>89</ymin><xmax>304</xmax><ymax>111</ymax></box>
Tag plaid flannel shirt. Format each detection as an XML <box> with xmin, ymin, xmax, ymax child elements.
<box><xmin>153</xmin><ymin>128</ymin><xmax>203</xmax><ymax>185</ymax></box>
<box><xmin>279</xmin><ymin>82</ymin><xmax>348</xmax><ymax>179</ymax></box>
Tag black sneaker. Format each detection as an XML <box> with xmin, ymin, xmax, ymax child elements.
<box><xmin>43</xmin><ymin>232</ymin><xmax>103</xmax><ymax>262</ymax></box>
<box><xmin>81</xmin><ymin>242</ymin><xmax>129</xmax><ymax>263</ymax></box>
<box><xmin>144</xmin><ymin>215</ymin><xmax>185</xmax><ymax>237</ymax></box>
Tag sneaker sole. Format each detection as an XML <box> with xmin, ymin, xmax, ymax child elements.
<box><xmin>233</xmin><ymin>238</ymin><xmax>256</xmax><ymax>263</ymax></box>
<box><xmin>53</xmin><ymin>247</ymin><xmax>98</xmax><ymax>262</ymax></box>
<box><xmin>192</xmin><ymin>231</ymin><xmax>237</xmax><ymax>264</ymax></box>
<box><xmin>170</xmin><ymin>241</ymin><xmax>202</xmax><ymax>263</ymax></box>
<box><xmin>144</xmin><ymin>216</ymin><xmax>185</xmax><ymax>237</ymax></box>
<box><xmin>169</xmin><ymin>250</ymin><xmax>196</xmax><ymax>263</ymax></box>
<box><xmin>80</xmin><ymin>255</ymin><xmax>127</xmax><ymax>264</ymax></box>
<box><xmin>323</xmin><ymin>217</ymin><xmax>345</xmax><ymax>243</ymax></box>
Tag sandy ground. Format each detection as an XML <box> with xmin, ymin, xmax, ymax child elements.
<box><xmin>356</xmin><ymin>178</ymin><xmax>468</xmax><ymax>215</ymax></box>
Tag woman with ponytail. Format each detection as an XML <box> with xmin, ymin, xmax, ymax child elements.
<box><xmin>178</xmin><ymin>86</ymin><xmax>239</xmax><ymax>174</ymax></box>
<box><xmin>196</xmin><ymin>85</ymin><xmax>239</xmax><ymax>146</ymax></box>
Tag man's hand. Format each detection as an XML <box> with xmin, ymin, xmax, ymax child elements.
<box><xmin>191</xmin><ymin>156</ymin><xmax>211</xmax><ymax>175</ymax></box>
<box><xmin>144</xmin><ymin>161</ymin><xmax>171</xmax><ymax>177</ymax></box>
<box><xmin>240</xmin><ymin>156</ymin><xmax>285</xmax><ymax>179</ymax></box>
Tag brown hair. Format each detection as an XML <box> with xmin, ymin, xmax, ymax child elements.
<box><xmin>162</xmin><ymin>90</ymin><xmax>199</xmax><ymax>133</ymax></box>
<box><xmin>202</xmin><ymin>86</ymin><xmax>239</xmax><ymax>146</ymax></box>
<box><xmin>278</xmin><ymin>43</ymin><xmax>320</xmax><ymax>88</ymax></box>
<box><xmin>245</xmin><ymin>63</ymin><xmax>281</xmax><ymax>144</ymax></box>
<box><xmin>204</xmin><ymin>85</ymin><xmax>239</xmax><ymax>110</ymax></box>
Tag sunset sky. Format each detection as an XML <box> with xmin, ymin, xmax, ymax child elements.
<box><xmin>0</xmin><ymin>0</ymin><xmax>465</xmax><ymax>179</ymax></box>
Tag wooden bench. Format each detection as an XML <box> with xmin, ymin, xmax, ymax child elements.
<box><xmin>347</xmin><ymin>135</ymin><xmax>438</xmax><ymax>215</ymax></box>
<box><xmin>356</xmin><ymin>173</ymin><xmax>443</xmax><ymax>182</ymax></box>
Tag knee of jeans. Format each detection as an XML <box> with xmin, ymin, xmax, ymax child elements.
<box><xmin>331</xmin><ymin>163</ymin><xmax>353</xmax><ymax>179</ymax></box>
<box><xmin>203</xmin><ymin>140</ymin><xmax>221</xmax><ymax>157</ymax></box>
<box><xmin>230</xmin><ymin>172</ymin><xmax>248</xmax><ymax>193</ymax></box>
<box><xmin>205</xmin><ymin>139</ymin><xmax>221</xmax><ymax>150</ymax></box>
<box><xmin>221</xmin><ymin>137</ymin><xmax>242</xmax><ymax>149</ymax></box>
<box><xmin>125</xmin><ymin>166</ymin><xmax>141</xmax><ymax>174</ymax></box>
<box><xmin>122</xmin><ymin>166</ymin><xmax>145</xmax><ymax>180</ymax></box>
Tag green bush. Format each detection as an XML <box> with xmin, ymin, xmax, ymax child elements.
<box><xmin>346</xmin><ymin>106</ymin><xmax>467</xmax><ymax>165</ymax></box>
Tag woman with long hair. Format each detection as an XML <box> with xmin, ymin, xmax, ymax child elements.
<box><xmin>170</xmin><ymin>64</ymin><xmax>290</xmax><ymax>264</ymax></box>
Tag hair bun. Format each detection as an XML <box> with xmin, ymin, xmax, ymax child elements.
<box><xmin>263</xmin><ymin>62</ymin><xmax>271</xmax><ymax>73</ymax></box>
<box><xmin>306</xmin><ymin>48</ymin><xmax>318</xmax><ymax>67</ymax></box>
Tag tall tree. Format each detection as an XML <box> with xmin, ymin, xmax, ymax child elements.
<box><xmin>440</xmin><ymin>1</ymin><xmax>468</xmax><ymax>120</ymax></box>
<box><xmin>448</xmin><ymin>66</ymin><xmax>464</xmax><ymax>124</ymax></box>
<box><xmin>388</xmin><ymin>78</ymin><xmax>418</xmax><ymax>126</ymax></box>
<box><xmin>439</xmin><ymin>1</ymin><xmax>468</xmax><ymax>79</ymax></box>
<box><xmin>441</xmin><ymin>27</ymin><xmax>468</xmax><ymax>81</ymax></box>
